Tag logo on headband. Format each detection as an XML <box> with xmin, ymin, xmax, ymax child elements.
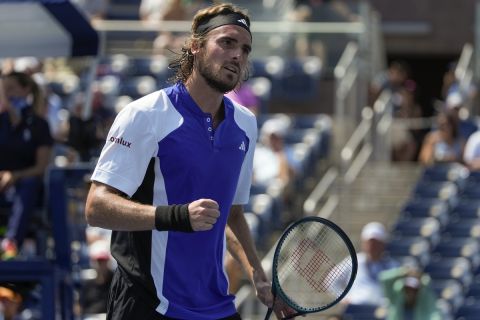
<box><xmin>237</xmin><ymin>19</ymin><xmax>248</xmax><ymax>27</ymax></box>
<box><xmin>195</xmin><ymin>14</ymin><xmax>251</xmax><ymax>36</ymax></box>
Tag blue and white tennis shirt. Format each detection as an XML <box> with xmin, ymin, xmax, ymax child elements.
<box><xmin>91</xmin><ymin>83</ymin><xmax>257</xmax><ymax>319</ymax></box>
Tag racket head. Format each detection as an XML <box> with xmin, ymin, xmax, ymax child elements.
<box><xmin>271</xmin><ymin>216</ymin><xmax>357</xmax><ymax>315</ymax></box>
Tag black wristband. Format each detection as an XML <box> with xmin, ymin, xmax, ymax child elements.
<box><xmin>155</xmin><ymin>204</ymin><xmax>193</xmax><ymax>232</ymax></box>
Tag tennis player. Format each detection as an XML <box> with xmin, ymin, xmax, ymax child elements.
<box><xmin>85</xmin><ymin>3</ymin><xmax>292</xmax><ymax>319</ymax></box>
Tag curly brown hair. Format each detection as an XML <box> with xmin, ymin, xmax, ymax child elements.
<box><xmin>168</xmin><ymin>3</ymin><xmax>251</xmax><ymax>84</ymax></box>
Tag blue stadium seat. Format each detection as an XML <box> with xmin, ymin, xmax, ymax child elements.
<box><xmin>97</xmin><ymin>54</ymin><xmax>130</xmax><ymax>77</ymax></box>
<box><xmin>412</xmin><ymin>181</ymin><xmax>459</xmax><ymax>207</ymax></box>
<box><xmin>451</xmin><ymin>199</ymin><xmax>480</xmax><ymax>219</ymax></box>
<box><xmin>465</xmin><ymin>276</ymin><xmax>480</xmax><ymax>302</ymax></box>
<box><xmin>291</xmin><ymin>114</ymin><xmax>327</xmax><ymax>130</ymax></box>
<box><xmin>443</xmin><ymin>218</ymin><xmax>480</xmax><ymax>240</ymax></box>
<box><xmin>118</xmin><ymin>75</ymin><xmax>158</xmax><ymax>100</ymax></box>
<box><xmin>454</xmin><ymin>301</ymin><xmax>480</xmax><ymax>320</ymax></box>
<box><xmin>401</xmin><ymin>198</ymin><xmax>450</xmax><ymax>227</ymax></box>
<box><xmin>250</xmin><ymin>56</ymin><xmax>285</xmax><ymax>80</ymax></box>
<box><xmin>342</xmin><ymin>303</ymin><xmax>387</xmax><ymax>320</ymax></box>
<box><xmin>465</xmin><ymin>170</ymin><xmax>480</xmax><ymax>183</ymax></box>
<box><xmin>244</xmin><ymin>193</ymin><xmax>275</xmax><ymax>238</ymax></box>
<box><xmin>431</xmin><ymin>237</ymin><xmax>480</xmax><ymax>271</ymax></box>
<box><xmin>459</xmin><ymin>180</ymin><xmax>480</xmax><ymax>199</ymax></box>
<box><xmin>273</xmin><ymin>56</ymin><xmax>322</xmax><ymax>102</ymax></box>
<box><xmin>419</xmin><ymin>163</ymin><xmax>469</xmax><ymax>185</ymax></box>
<box><xmin>430</xmin><ymin>279</ymin><xmax>465</xmax><ymax>313</ymax></box>
<box><xmin>385</xmin><ymin>236</ymin><xmax>431</xmax><ymax>267</ymax></box>
<box><xmin>126</xmin><ymin>56</ymin><xmax>171</xmax><ymax>87</ymax></box>
<box><xmin>284</xmin><ymin>129</ymin><xmax>318</xmax><ymax>174</ymax></box>
<box><xmin>424</xmin><ymin>257</ymin><xmax>473</xmax><ymax>289</ymax></box>
<box><xmin>250</xmin><ymin>56</ymin><xmax>322</xmax><ymax>103</ymax></box>
<box><xmin>291</xmin><ymin>114</ymin><xmax>332</xmax><ymax>158</ymax></box>
<box><xmin>391</xmin><ymin>217</ymin><xmax>441</xmax><ymax>246</ymax></box>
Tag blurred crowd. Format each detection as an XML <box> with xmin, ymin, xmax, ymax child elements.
<box><xmin>1</xmin><ymin>1</ymin><xmax>480</xmax><ymax>319</ymax></box>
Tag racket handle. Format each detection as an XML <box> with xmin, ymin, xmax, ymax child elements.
<box><xmin>264</xmin><ymin>307</ymin><xmax>274</xmax><ymax>320</ymax></box>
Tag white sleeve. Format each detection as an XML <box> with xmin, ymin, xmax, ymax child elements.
<box><xmin>91</xmin><ymin>105</ymin><xmax>158</xmax><ymax>197</ymax></box>
<box><xmin>464</xmin><ymin>132</ymin><xmax>480</xmax><ymax>163</ymax></box>
<box><xmin>233</xmin><ymin>116</ymin><xmax>258</xmax><ymax>205</ymax></box>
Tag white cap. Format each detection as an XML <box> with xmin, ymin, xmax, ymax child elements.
<box><xmin>89</xmin><ymin>239</ymin><xmax>111</xmax><ymax>261</ymax></box>
<box><xmin>260</xmin><ymin>116</ymin><xmax>291</xmax><ymax>139</ymax></box>
<box><xmin>446</xmin><ymin>91</ymin><xmax>464</xmax><ymax>109</ymax></box>
<box><xmin>361</xmin><ymin>222</ymin><xmax>388</xmax><ymax>242</ymax></box>
<box><xmin>260</xmin><ymin>115</ymin><xmax>292</xmax><ymax>147</ymax></box>
<box><xmin>14</xmin><ymin>57</ymin><xmax>41</xmax><ymax>72</ymax></box>
<box><xmin>404</xmin><ymin>276</ymin><xmax>420</xmax><ymax>289</ymax></box>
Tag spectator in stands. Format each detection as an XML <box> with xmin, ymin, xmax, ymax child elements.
<box><xmin>344</xmin><ymin>222</ymin><xmax>399</xmax><ymax>306</ymax></box>
<box><xmin>444</xmin><ymin>90</ymin><xmax>478</xmax><ymax>140</ymax></box>
<box><xmin>419</xmin><ymin>109</ymin><xmax>465</xmax><ymax>165</ymax></box>
<box><xmin>0</xmin><ymin>286</ymin><xmax>23</xmax><ymax>320</ymax></box>
<box><xmin>441</xmin><ymin>60</ymin><xmax>477</xmax><ymax>103</ymax></box>
<box><xmin>79</xmin><ymin>239</ymin><xmax>114</xmax><ymax>316</ymax></box>
<box><xmin>253</xmin><ymin>115</ymin><xmax>297</xmax><ymax>191</ymax></box>
<box><xmin>85</xmin><ymin>3</ymin><xmax>293</xmax><ymax>319</ymax></box>
<box><xmin>370</xmin><ymin>60</ymin><xmax>411</xmax><ymax>106</ymax></box>
<box><xmin>0</xmin><ymin>72</ymin><xmax>53</xmax><ymax>260</ymax></box>
<box><xmin>463</xmin><ymin>128</ymin><xmax>480</xmax><ymax>170</ymax></box>
<box><xmin>380</xmin><ymin>266</ymin><xmax>441</xmax><ymax>320</ymax></box>
<box><xmin>391</xmin><ymin>80</ymin><xmax>424</xmax><ymax>162</ymax></box>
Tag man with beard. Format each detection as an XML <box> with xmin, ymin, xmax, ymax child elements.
<box><xmin>85</xmin><ymin>3</ymin><xmax>293</xmax><ymax>320</ymax></box>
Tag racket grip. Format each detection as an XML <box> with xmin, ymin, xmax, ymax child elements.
<box><xmin>264</xmin><ymin>307</ymin><xmax>274</xmax><ymax>320</ymax></box>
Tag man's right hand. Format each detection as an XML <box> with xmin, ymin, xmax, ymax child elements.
<box><xmin>188</xmin><ymin>199</ymin><xmax>220</xmax><ymax>231</ymax></box>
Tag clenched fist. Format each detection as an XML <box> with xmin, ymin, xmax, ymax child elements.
<box><xmin>188</xmin><ymin>199</ymin><xmax>220</xmax><ymax>231</ymax></box>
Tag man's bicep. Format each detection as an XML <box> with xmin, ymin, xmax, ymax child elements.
<box><xmin>89</xmin><ymin>180</ymin><xmax>128</xmax><ymax>198</ymax></box>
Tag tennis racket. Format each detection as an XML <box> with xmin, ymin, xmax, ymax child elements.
<box><xmin>264</xmin><ymin>216</ymin><xmax>357</xmax><ymax>320</ymax></box>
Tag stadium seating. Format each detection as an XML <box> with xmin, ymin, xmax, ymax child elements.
<box><xmin>375</xmin><ymin>164</ymin><xmax>480</xmax><ymax>319</ymax></box>
<box><xmin>465</xmin><ymin>276</ymin><xmax>480</xmax><ymax>302</ymax></box>
<box><xmin>451</xmin><ymin>199</ymin><xmax>480</xmax><ymax>219</ymax></box>
<box><xmin>419</xmin><ymin>163</ymin><xmax>469</xmax><ymax>186</ymax></box>
<box><xmin>118</xmin><ymin>75</ymin><xmax>158</xmax><ymax>100</ymax></box>
<box><xmin>431</xmin><ymin>237</ymin><xmax>480</xmax><ymax>271</ymax></box>
<box><xmin>342</xmin><ymin>303</ymin><xmax>387</xmax><ymax>320</ymax></box>
<box><xmin>424</xmin><ymin>256</ymin><xmax>473</xmax><ymax>290</ymax></box>
<box><xmin>443</xmin><ymin>218</ymin><xmax>480</xmax><ymax>240</ymax></box>
<box><xmin>400</xmin><ymin>198</ymin><xmax>450</xmax><ymax>227</ymax></box>
<box><xmin>391</xmin><ymin>216</ymin><xmax>441</xmax><ymax>247</ymax></box>
<box><xmin>430</xmin><ymin>279</ymin><xmax>465</xmax><ymax>314</ymax></box>
<box><xmin>412</xmin><ymin>181</ymin><xmax>459</xmax><ymax>207</ymax></box>
<box><xmin>250</xmin><ymin>56</ymin><xmax>322</xmax><ymax>103</ymax></box>
<box><xmin>385</xmin><ymin>236</ymin><xmax>431</xmax><ymax>268</ymax></box>
<box><xmin>454</xmin><ymin>301</ymin><xmax>480</xmax><ymax>320</ymax></box>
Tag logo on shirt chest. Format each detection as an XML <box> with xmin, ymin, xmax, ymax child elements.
<box><xmin>239</xmin><ymin>141</ymin><xmax>246</xmax><ymax>152</ymax></box>
<box><xmin>109</xmin><ymin>136</ymin><xmax>132</xmax><ymax>148</ymax></box>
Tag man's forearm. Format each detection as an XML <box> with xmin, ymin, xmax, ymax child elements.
<box><xmin>227</xmin><ymin>206</ymin><xmax>264</xmax><ymax>280</ymax></box>
<box><xmin>85</xmin><ymin>182</ymin><xmax>157</xmax><ymax>231</ymax></box>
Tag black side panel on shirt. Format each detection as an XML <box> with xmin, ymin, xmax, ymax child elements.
<box><xmin>110</xmin><ymin>158</ymin><xmax>159</xmax><ymax>304</ymax></box>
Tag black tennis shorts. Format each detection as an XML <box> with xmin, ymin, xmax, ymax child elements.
<box><xmin>107</xmin><ymin>269</ymin><xmax>242</xmax><ymax>320</ymax></box>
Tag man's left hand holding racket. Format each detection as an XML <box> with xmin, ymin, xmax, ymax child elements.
<box><xmin>253</xmin><ymin>270</ymin><xmax>297</xmax><ymax>319</ymax></box>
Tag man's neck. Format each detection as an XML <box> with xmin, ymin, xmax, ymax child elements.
<box><xmin>185</xmin><ymin>75</ymin><xmax>224</xmax><ymax>116</ymax></box>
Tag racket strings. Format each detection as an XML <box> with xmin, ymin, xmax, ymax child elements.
<box><xmin>276</xmin><ymin>221</ymin><xmax>354</xmax><ymax>310</ymax></box>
